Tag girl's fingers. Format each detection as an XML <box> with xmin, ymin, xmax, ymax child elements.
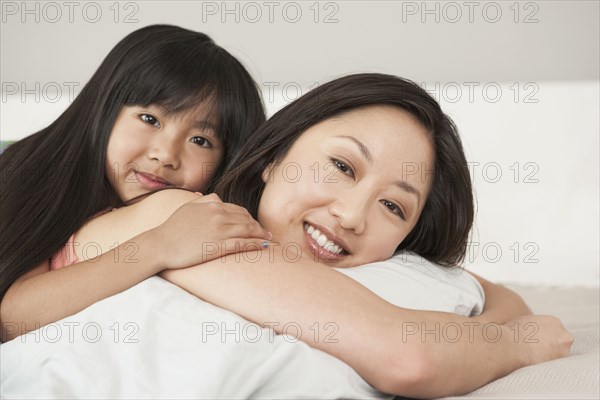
<box><xmin>223</xmin><ymin>221</ymin><xmax>272</xmax><ymax>240</ymax></box>
<box><xmin>188</xmin><ymin>197</ymin><xmax>254</xmax><ymax>218</ymax></box>
<box><xmin>191</xmin><ymin>193</ymin><xmax>222</xmax><ymax>204</ymax></box>
<box><xmin>202</xmin><ymin>238</ymin><xmax>272</xmax><ymax>263</ymax></box>
<box><xmin>175</xmin><ymin>193</ymin><xmax>272</xmax><ymax>239</ymax></box>
<box><xmin>216</xmin><ymin>202</ymin><xmax>257</xmax><ymax>218</ymax></box>
<box><xmin>197</xmin><ymin>202</ymin><xmax>266</xmax><ymax>229</ymax></box>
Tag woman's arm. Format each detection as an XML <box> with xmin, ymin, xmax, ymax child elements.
<box><xmin>468</xmin><ymin>271</ymin><xmax>533</xmax><ymax>324</ymax></box>
<box><xmin>160</xmin><ymin>256</ymin><xmax>570</xmax><ymax>397</ymax></box>
<box><xmin>0</xmin><ymin>191</ymin><xmax>269</xmax><ymax>342</ymax></box>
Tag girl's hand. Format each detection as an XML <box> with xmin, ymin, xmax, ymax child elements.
<box><xmin>505</xmin><ymin>314</ymin><xmax>574</xmax><ymax>367</ymax></box>
<box><xmin>151</xmin><ymin>193</ymin><xmax>272</xmax><ymax>270</ymax></box>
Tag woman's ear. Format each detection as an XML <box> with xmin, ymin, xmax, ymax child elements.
<box><xmin>261</xmin><ymin>163</ymin><xmax>274</xmax><ymax>183</ymax></box>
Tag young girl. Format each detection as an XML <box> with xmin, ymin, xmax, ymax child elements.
<box><xmin>0</xmin><ymin>25</ymin><xmax>271</xmax><ymax>339</ymax></box>
<box><xmin>6</xmin><ymin>73</ymin><xmax>572</xmax><ymax>397</ymax></box>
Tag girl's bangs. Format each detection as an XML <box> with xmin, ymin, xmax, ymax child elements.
<box><xmin>121</xmin><ymin>51</ymin><xmax>225</xmax><ymax>127</ymax></box>
<box><xmin>123</xmin><ymin>79</ymin><xmax>219</xmax><ymax>118</ymax></box>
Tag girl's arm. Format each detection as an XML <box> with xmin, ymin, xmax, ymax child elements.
<box><xmin>0</xmin><ymin>191</ymin><xmax>269</xmax><ymax>342</ymax></box>
<box><xmin>1</xmin><ymin>231</ymin><xmax>164</xmax><ymax>342</ymax></box>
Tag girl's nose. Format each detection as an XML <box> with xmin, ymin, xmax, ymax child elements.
<box><xmin>147</xmin><ymin>135</ymin><xmax>181</xmax><ymax>169</ymax></box>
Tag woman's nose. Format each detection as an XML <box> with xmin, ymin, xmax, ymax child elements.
<box><xmin>328</xmin><ymin>190</ymin><xmax>369</xmax><ymax>235</ymax></box>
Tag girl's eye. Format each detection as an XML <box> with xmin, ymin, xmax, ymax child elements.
<box><xmin>380</xmin><ymin>199</ymin><xmax>406</xmax><ymax>221</ymax></box>
<box><xmin>140</xmin><ymin>114</ymin><xmax>160</xmax><ymax>128</ymax></box>
<box><xmin>331</xmin><ymin>158</ymin><xmax>354</xmax><ymax>178</ymax></box>
<box><xmin>191</xmin><ymin>136</ymin><xmax>212</xmax><ymax>148</ymax></box>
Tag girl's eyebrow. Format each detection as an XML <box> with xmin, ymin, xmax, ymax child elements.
<box><xmin>333</xmin><ymin>135</ymin><xmax>421</xmax><ymax>205</ymax></box>
<box><xmin>145</xmin><ymin>104</ymin><xmax>217</xmax><ymax>133</ymax></box>
<box><xmin>194</xmin><ymin>120</ymin><xmax>217</xmax><ymax>132</ymax></box>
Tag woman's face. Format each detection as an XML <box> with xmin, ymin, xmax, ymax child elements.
<box><xmin>258</xmin><ymin>105</ymin><xmax>435</xmax><ymax>268</ymax></box>
<box><xmin>106</xmin><ymin>102</ymin><xmax>223</xmax><ymax>202</ymax></box>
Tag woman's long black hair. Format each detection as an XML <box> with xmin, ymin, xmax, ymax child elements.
<box><xmin>216</xmin><ymin>73</ymin><xmax>473</xmax><ymax>268</ymax></box>
<box><xmin>0</xmin><ymin>25</ymin><xmax>265</xmax><ymax>301</ymax></box>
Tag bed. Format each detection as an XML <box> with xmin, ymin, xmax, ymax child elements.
<box><xmin>439</xmin><ymin>284</ymin><xmax>600</xmax><ymax>400</ymax></box>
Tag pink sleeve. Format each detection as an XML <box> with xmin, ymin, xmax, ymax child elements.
<box><xmin>48</xmin><ymin>207</ymin><xmax>117</xmax><ymax>270</ymax></box>
<box><xmin>49</xmin><ymin>234</ymin><xmax>79</xmax><ymax>270</ymax></box>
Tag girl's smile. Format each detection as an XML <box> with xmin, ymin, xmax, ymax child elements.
<box><xmin>134</xmin><ymin>171</ymin><xmax>174</xmax><ymax>190</ymax></box>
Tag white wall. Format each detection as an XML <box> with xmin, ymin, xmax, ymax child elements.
<box><xmin>1</xmin><ymin>1</ymin><xmax>598</xmax><ymax>84</ymax></box>
<box><xmin>1</xmin><ymin>1</ymin><xmax>598</xmax><ymax>286</ymax></box>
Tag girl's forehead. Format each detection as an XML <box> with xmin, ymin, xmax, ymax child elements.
<box><xmin>152</xmin><ymin>101</ymin><xmax>219</xmax><ymax>132</ymax></box>
<box><xmin>142</xmin><ymin>87</ymin><xmax>217</xmax><ymax>116</ymax></box>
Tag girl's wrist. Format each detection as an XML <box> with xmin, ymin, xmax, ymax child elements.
<box><xmin>135</xmin><ymin>228</ymin><xmax>170</xmax><ymax>274</ymax></box>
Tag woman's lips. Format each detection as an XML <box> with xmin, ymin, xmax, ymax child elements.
<box><xmin>135</xmin><ymin>171</ymin><xmax>173</xmax><ymax>190</ymax></box>
<box><xmin>303</xmin><ymin>224</ymin><xmax>347</xmax><ymax>263</ymax></box>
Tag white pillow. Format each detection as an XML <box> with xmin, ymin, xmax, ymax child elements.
<box><xmin>1</xmin><ymin>253</ymin><xmax>484</xmax><ymax>399</ymax></box>
<box><xmin>336</xmin><ymin>252</ymin><xmax>484</xmax><ymax>316</ymax></box>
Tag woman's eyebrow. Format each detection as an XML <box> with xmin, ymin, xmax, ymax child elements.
<box><xmin>394</xmin><ymin>180</ymin><xmax>421</xmax><ymax>206</ymax></box>
<box><xmin>334</xmin><ymin>135</ymin><xmax>373</xmax><ymax>163</ymax></box>
<box><xmin>334</xmin><ymin>135</ymin><xmax>421</xmax><ymax>205</ymax></box>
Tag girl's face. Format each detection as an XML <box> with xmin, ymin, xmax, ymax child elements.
<box><xmin>106</xmin><ymin>103</ymin><xmax>223</xmax><ymax>201</ymax></box>
<box><xmin>258</xmin><ymin>105</ymin><xmax>435</xmax><ymax>268</ymax></box>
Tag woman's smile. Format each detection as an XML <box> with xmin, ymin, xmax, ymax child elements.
<box><xmin>303</xmin><ymin>221</ymin><xmax>349</xmax><ymax>262</ymax></box>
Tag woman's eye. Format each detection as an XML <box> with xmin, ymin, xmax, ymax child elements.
<box><xmin>332</xmin><ymin>158</ymin><xmax>354</xmax><ymax>177</ymax></box>
<box><xmin>381</xmin><ymin>200</ymin><xmax>406</xmax><ymax>220</ymax></box>
<box><xmin>191</xmin><ymin>136</ymin><xmax>212</xmax><ymax>148</ymax></box>
<box><xmin>140</xmin><ymin>114</ymin><xmax>160</xmax><ymax>128</ymax></box>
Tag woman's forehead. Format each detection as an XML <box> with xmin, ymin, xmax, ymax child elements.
<box><xmin>301</xmin><ymin>105</ymin><xmax>432</xmax><ymax>151</ymax></box>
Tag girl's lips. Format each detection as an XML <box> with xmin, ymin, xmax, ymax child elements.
<box><xmin>135</xmin><ymin>171</ymin><xmax>173</xmax><ymax>190</ymax></box>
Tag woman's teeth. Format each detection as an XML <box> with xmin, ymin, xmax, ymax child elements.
<box><xmin>304</xmin><ymin>223</ymin><xmax>344</xmax><ymax>255</ymax></box>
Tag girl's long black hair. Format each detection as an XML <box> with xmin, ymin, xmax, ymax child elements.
<box><xmin>0</xmin><ymin>25</ymin><xmax>265</xmax><ymax>301</ymax></box>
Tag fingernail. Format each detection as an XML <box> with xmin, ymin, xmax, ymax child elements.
<box><xmin>267</xmin><ymin>232</ymin><xmax>273</xmax><ymax>240</ymax></box>
<box><xmin>262</xmin><ymin>241</ymin><xmax>270</xmax><ymax>249</ymax></box>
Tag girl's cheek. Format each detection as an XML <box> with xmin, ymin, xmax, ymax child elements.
<box><xmin>205</xmin><ymin>160</ymin><xmax>221</xmax><ymax>181</ymax></box>
<box><xmin>192</xmin><ymin>165</ymin><xmax>217</xmax><ymax>191</ymax></box>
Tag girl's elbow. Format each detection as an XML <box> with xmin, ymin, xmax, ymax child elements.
<box><xmin>0</xmin><ymin>297</ymin><xmax>20</xmax><ymax>342</ymax></box>
<box><xmin>0</xmin><ymin>320</ymin><xmax>18</xmax><ymax>343</ymax></box>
